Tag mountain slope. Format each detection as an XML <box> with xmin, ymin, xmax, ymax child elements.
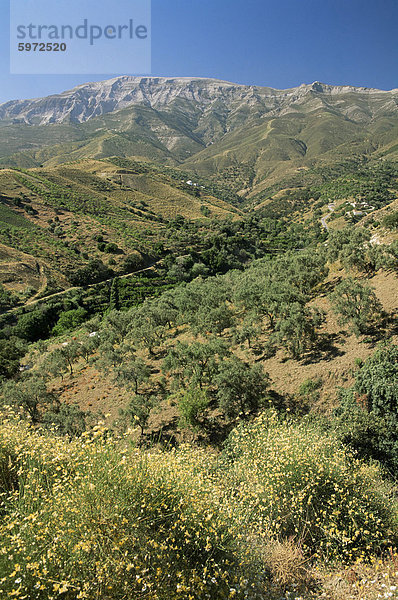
<box><xmin>1</xmin><ymin>78</ymin><xmax>398</xmax><ymax>186</ymax></box>
<box><xmin>0</xmin><ymin>157</ymin><xmax>241</xmax><ymax>299</ymax></box>
<box><xmin>2</xmin><ymin>77</ymin><xmax>397</xmax><ymax>128</ymax></box>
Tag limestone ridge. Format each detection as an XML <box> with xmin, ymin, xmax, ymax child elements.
<box><xmin>1</xmin><ymin>76</ymin><xmax>397</xmax><ymax>126</ymax></box>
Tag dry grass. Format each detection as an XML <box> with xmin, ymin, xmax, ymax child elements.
<box><xmin>260</xmin><ymin>539</ymin><xmax>312</xmax><ymax>586</ymax></box>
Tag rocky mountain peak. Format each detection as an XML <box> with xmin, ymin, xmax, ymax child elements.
<box><xmin>1</xmin><ymin>76</ymin><xmax>396</xmax><ymax>127</ymax></box>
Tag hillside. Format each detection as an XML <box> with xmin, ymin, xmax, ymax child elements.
<box><xmin>1</xmin><ymin>76</ymin><xmax>398</xmax><ymax>600</ymax></box>
<box><xmin>0</xmin><ymin>157</ymin><xmax>243</xmax><ymax>301</ymax></box>
<box><xmin>1</xmin><ymin>227</ymin><xmax>398</xmax><ymax>599</ymax></box>
<box><xmin>1</xmin><ymin>152</ymin><xmax>397</xmax><ymax>303</ymax></box>
<box><xmin>1</xmin><ymin>78</ymin><xmax>398</xmax><ymax>199</ymax></box>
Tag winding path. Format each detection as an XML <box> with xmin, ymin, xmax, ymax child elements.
<box><xmin>321</xmin><ymin>203</ymin><xmax>335</xmax><ymax>231</ymax></box>
<box><xmin>3</xmin><ymin>260</ymin><xmax>161</xmax><ymax>315</ymax></box>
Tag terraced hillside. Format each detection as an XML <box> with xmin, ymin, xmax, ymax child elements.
<box><xmin>0</xmin><ymin>157</ymin><xmax>242</xmax><ymax>300</ymax></box>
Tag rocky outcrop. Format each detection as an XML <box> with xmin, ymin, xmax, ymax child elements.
<box><xmin>1</xmin><ymin>76</ymin><xmax>397</xmax><ymax>127</ymax></box>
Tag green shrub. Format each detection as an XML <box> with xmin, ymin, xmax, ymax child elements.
<box><xmin>0</xmin><ymin>284</ymin><xmax>18</xmax><ymax>312</ymax></box>
<box><xmin>52</xmin><ymin>307</ymin><xmax>88</xmax><ymax>336</ymax></box>
<box><xmin>335</xmin><ymin>392</ymin><xmax>398</xmax><ymax>477</ymax></box>
<box><xmin>0</xmin><ymin>336</ymin><xmax>26</xmax><ymax>380</ymax></box>
<box><xmin>69</xmin><ymin>259</ymin><xmax>114</xmax><ymax>286</ymax></box>
<box><xmin>104</xmin><ymin>242</ymin><xmax>120</xmax><ymax>254</ymax></box>
<box><xmin>175</xmin><ymin>385</ymin><xmax>210</xmax><ymax>431</ymax></box>
<box><xmin>0</xmin><ymin>419</ymin><xmax>261</xmax><ymax>600</ymax></box>
<box><xmin>335</xmin><ymin>343</ymin><xmax>398</xmax><ymax>476</ymax></box>
<box><xmin>221</xmin><ymin>411</ymin><xmax>396</xmax><ymax>560</ymax></box>
<box><xmin>14</xmin><ymin>306</ymin><xmax>56</xmax><ymax>341</ymax></box>
<box><xmin>383</xmin><ymin>211</ymin><xmax>398</xmax><ymax>230</ymax></box>
<box><xmin>354</xmin><ymin>343</ymin><xmax>398</xmax><ymax>419</ymax></box>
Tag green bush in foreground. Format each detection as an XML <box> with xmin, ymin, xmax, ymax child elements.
<box><xmin>221</xmin><ymin>412</ymin><xmax>396</xmax><ymax>561</ymax></box>
<box><xmin>0</xmin><ymin>412</ymin><xmax>396</xmax><ymax>600</ymax></box>
<box><xmin>334</xmin><ymin>343</ymin><xmax>398</xmax><ymax>476</ymax></box>
<box><xmin>0</xmin><ymin>418</ymin><xmax>261</xmax><ymax>600</ymax></box>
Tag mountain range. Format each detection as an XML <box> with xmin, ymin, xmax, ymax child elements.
<box><xmin>1</xmin><ymin>76</ymin><xmax>398</xmax><ymax>197</ymax></box>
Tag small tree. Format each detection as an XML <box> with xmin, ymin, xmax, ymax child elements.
<box><xmin>215</xmin><ymin>357</ymin><xmax>269</xmax><ymax>420</ymax></box>
<box><xmin>273</xmin><ymin>303</ymin><xmax>325</xmax><ymax>359</ymax></box>
<box><xmin>1</xmin><ymin>375</ymin><xmax>57</xmax><ymax>423</ymax></box>
<box><xmin>233</xmin><ymin>312</ymin><xmax>262</xmax><ymax>348</ymax></box>
<box><xmin>101</xmin><ymin>310</ymin><xmax>133</xmax><ymax>344</ymax></box>
<box><xmin>114</xmin><ymin>358</ymin><xmax>150</xmax><ymax>394</ymax></box>
<box><xmin>191</xmin><ymin>262</ymin><xmax>209</xmax><ymax>278</ymax></box>
<box><xmin>175</xmin><ymin>386</ymin><xmax>210</xmax><ymax>432</ymax></box>
<box><xmin>104</xmin><ymin>242</ymin><xmax>120</xmax><ymax>254</ymax></box>
<box><xmin>327</xmin><ymin>227</ymin><xmax>371</xmax><ymax>266</ymax></box>
<box><xmin>80</xmin><ymin>334</ymin><xmax>101</xmax><ymax>363</ymax></box>
<box><xmin>174</xmin><ymin>276</ymin><xmax>234</xmax><ymax>335</ymax></box>
<box><xmin>163</xmin><ymin>338</ymin><xmax>228</xmax><ymax>390</ymax></box>
<box><xmin>69</xmin><ymin>259</ymin><xmax>113</xmax><ymax>286</ymax></box>
<box><xmin>329</xmin><ymin>277</ymin><xmax>383</xmax><ymax>336</ymax></box>
<box><xmin>122</xmin><ymin>252</ymin><xmax>144</xmax><ymax>274</ymax></box>
<box><xmin>45</xmin><ymin>341</ymin><xmax>82</xmax><ymax>378</ymax></box>
<box><xmin>129</xmin><ymin>303</ymin><xmax>168</xmax><ymax>355</ymax></box>
<box><xmin>383</xmin><ymin>211</ymin><xmax>398</xmax><ymax>230</ymax></box>
<box><xmin>121</xmin><ymin>393</ymin><xmax>157</xmax><ymax>436</ymax></box>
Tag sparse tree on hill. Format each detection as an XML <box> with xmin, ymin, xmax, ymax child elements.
<box><xmin>329</xmin><ymin>277</ymin><xmax>383</xmax><ymax>336</ymax></box>
<box><xmin>45</xmin><ymin>340</ymin><xmax>82</xmax><ymax>378</ymax></box>
<box><xmin>1</xmin><ymin>374</ymin><xmax>57</xmax><ymax>423</ymax></box>
<box><xmin>271</xmin><ymin>251</ymin><xmax>328</xmax><ymax>295</ymax></box>
<box><xmin>121</xmin><ymin>392</ymin><xmax>158</xmax><ymax>436</ymax></box>
<box><xmin>215</xmin><ymin>357</ymin><xmax>269</xmax><ymax>420</ymax></box>
<box><xmin>95</xmin><ymin>338</ymin><xmax>135</xmax><ymax>372</ymax></box>
<box><xmin>327</xmin><ymin>227</ymin><xmax>371</xmax><ymax>263</ymax></box>
<box><xmin>233</xmin><ymin>312</ymin><xmax>262</xmax><ymax>348</ymax></box>
<box><xmin>149</xmin><ymin>293</ymin><xmax>179</xmax><ymax>329</ymax></box>
<box><xmin>174</xmin><ymin>276</ymin><xmax>234</xmax><ymax>335</ymax></box>
<box><xmin>129</xmin><ymin>314</ymin><xmax>163</xmax><ymax>357</ymax></box>
<box><xmin>101</xmin><ymin>309</ymin><xmax>133</xmax><ymax>344</ymax></box>
<box><xmin>273</xmin><ymin>303</ymin><xmax>325</xmax><ymax>359</ymax></box>
<box><xmin>80</xmin><ymin>333</ymin><xmax>101</xmax><ymax>363</ymax></box>
<box><xmin>44</xmin><ymin>348</ymin><xmax>69</xmax><ymax>380</ymax></box>
<box><xmin>163</xmin><ymin>338</ymin><xmax>229</xmax><ymax>390</ymax></box>
<box><xmin>114</xmin><ymin>358</ymin><xmax>151</xmax><ymax>394</ymax></box>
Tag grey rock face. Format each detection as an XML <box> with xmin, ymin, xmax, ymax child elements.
<box><xmin>1</xmin><ymin>76</ymin><xmax>396</xmax><ymax>126</ymax></box>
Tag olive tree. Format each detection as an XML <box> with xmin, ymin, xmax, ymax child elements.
<box><xmin>215</xmin><ymin>357</ymin><xmax>270</xmax><ymax>420</ymax></box>
<box><xmin>329</xmin><ymin>277</ymin><xmax>383</xmax><ymax>336</ymax></box>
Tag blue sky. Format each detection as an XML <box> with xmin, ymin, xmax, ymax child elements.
<box><xmin>1</xmin><ymin>0</ymin><xmax>398</xmax><ymax>103</ymax></box>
